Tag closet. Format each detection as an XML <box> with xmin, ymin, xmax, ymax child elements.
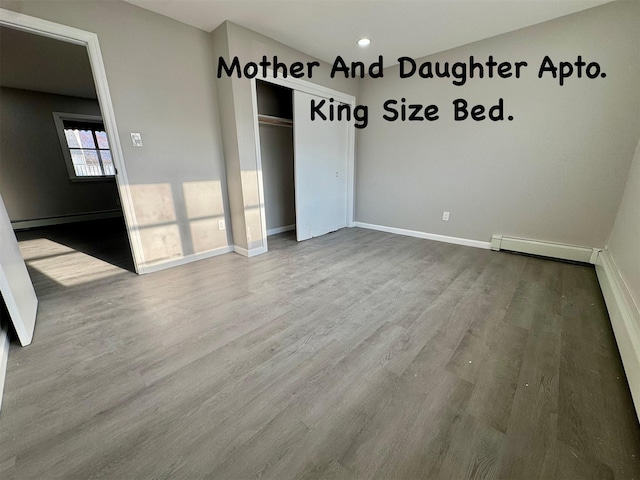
<box><xmin>255</xmin><ymin>78</ymin><xmax>352</xmax><ymax>243</ymax></box>
<box><xmin>256</xmin><ymin>80</ymin><xmax>296</xmax><ymax>237</ymax></box>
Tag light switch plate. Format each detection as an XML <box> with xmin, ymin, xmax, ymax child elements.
<box><xmin>131</xmin><ymin>132</ymin><xmax>143</xmax><ymax>147</ymax></box>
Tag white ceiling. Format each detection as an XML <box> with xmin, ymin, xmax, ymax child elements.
<box><xmin>0</xmin><ymin>0</ymin><xmax>616</xmax><ymax>99</ymax></box>
<box><xmin>124</xmin><ymin>0</ymin><xmax>615</xmax><ymax>65</ymax></box>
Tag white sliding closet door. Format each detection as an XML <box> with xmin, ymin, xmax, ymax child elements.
<box><xmin>293</xmin><ymin>90</ymin><xmax>348</xmax><ymax>241</ymax></box>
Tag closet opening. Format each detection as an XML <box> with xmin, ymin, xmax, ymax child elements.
<box><xmin>256</xmin><ymin>80</ymin><xmax>296</xmax><ymax>238</ymax></box>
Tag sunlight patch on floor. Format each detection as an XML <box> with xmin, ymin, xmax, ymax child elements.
<box><xmin>19</xmin><ymin>238</ymin><xmax>124</xmax><ymax>287</ymax></box>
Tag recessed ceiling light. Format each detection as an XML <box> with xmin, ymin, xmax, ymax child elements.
<box><xmin>357</xmin><ymin>38</ymin><xmax>371</xmax><ymax>47</ymax></box>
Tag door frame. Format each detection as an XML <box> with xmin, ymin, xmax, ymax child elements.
<box><xmin>0</xmin><ymin>8</ymin><xmax>145</xmax><ymax>273</ymax></box>
<box><xmin>250</xmin><ymin>71</ymin><xmax>356</xmax><ymax>251</ymax></box>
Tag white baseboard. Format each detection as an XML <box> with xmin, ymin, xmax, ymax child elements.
<box><xmin>491</xmin><ymin>235</ymin><xmax>600</xmax><ymax>264</ymax></box>
<box><xmin>11</xmin><ymin>210</ymin><xmax>123</xmax><ymax>230</ymax></box>
<box><xmin>234</xmin><ymin>245</ymin><xmax>268</xmax><ymax>258</ymax></box>
<box><xmin>0</xmin><ymin>321</ymin><xmax>9</xmax><ymax>412</ymax></box>
<box><xmin>267</xmin><ymin>224</ymin><xmax>295</xmax><ymax>236</ymax></box>
<box><xmin>139</xmin><ymin>245</ymin><xmax>234</xmax><ymax>274</ymax></box>
<box><xmin>353</xmin><ymin>222</ymin><xmax>491</xmax><ymax>250</ymax></box>
<box><xmin>596</xmin><ymin>250</ymin><xmax>640</xmax><ymax>421</ymax></box>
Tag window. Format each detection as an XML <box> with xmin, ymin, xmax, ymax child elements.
<box><xmin>53</xmin><ymin>112</ymin><xmax>115</xmax><ymax>180</ymax></box>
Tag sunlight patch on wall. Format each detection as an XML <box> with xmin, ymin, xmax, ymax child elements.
<box><xmin>189</xmin><ymin>218</ymin><xmax>226</xmax><ymax>253</ymax></box>
<box><xmin>183</xmin><ymin>180</ymin><xmax>227</xmax><ymax>254</ymax></box>
<box><xmin>137</xmin><ymin>225</ymin><xmax>183</xmax><ymax>263</ymax></box>
<box><xmin>130</xmin><ymin>183</ymin><xmax>177</xmax><ymax>226</ymax></box>
<box><xmin>183</xmin><ymin>180</ymin><xmax>224</xmax><ymax>219</ymax></box>
<box><xmin>241</xmin><ymin>170</ymin><xmax>265</xmax><ymax>249</ymax></box>
<box><xmin>129</xmin><ymin>183</ymin><xmax>183</xmax><ymax>263</ymax></box>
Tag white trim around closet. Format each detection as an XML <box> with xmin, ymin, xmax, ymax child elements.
<box><xmin>250</xmin><ymin>71</ymin><xmax>357</xmax><ymax>253</ymax></box>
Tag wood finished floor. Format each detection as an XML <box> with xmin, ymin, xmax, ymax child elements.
<box><xmin>1</xmin><ymin>226</ymin><xmax>638</xmax><ymax>479</ymax></box>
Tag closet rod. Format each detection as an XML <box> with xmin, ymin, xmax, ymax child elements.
<box><xmin>258</xmin><ymin>114</ymin><xmax>293</xmax><ymax>127</ymax></box>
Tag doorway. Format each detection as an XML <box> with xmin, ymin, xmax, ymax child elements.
<box><xmin>0</xmin><ymin>25</ymin><xmax>135</xmax><ymax>273</ymax></box>
<box><xmin>0</xmin><ymin>9</ymin><xmax>143</xmax><ymax>273</ymax></box>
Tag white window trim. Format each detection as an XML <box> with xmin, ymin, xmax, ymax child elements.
<box><xmin>52</xmin><ymin>112</ymin><xmax>114</xmax><ymax>182</ymax></box>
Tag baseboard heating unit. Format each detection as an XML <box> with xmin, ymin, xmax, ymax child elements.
<box><xmin>491</xmin><ymin>235</ymin><xmax>601</xmax><ymax>264</ymax></box>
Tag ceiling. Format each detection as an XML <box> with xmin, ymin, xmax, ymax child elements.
<box><xmin>0</xmin><ymin>26</ymin><xmax>97</xmax><ymax>99</ymax></box>
<box><xmin>124</xmin><ymin>0</ymin><xmax>615</xmax><ymax>65</ymax></box>
<box><xmin>0</xmin><ymin>1</ymin><xmax>615</xmax><ymax>99</ymax></box>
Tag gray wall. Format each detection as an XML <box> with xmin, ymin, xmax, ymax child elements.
<box><xmin>1</xmin><ymin>0</ymin><xmax>229</xmax><ymax>265</ymax></box>
<box><xmin>608</xmin><ymin>136</ymin><xmax>640</xmax><ymax>309</ymax></box>
<box><xmin>259</xmin><ymin>124</ymin><xmax>295</xmax><ymax>231</ymax></box>
<box><xmin>0</xmin><ymin>87</ymin><xmax>118</xmax><ymax>222</ymax></box>
<box><xmin>355</xmin><ymin>0</ymin><xmax>640</xmax><ymax>248</ymax></box>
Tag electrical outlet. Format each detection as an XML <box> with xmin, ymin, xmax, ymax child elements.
<box><xmin>442</xmin><ymin>211</ymin><xmax>450</xmax><ymax>221</ymax></box>
<box><xmin>218</xmin><ymin>219</ymin><xmax>225</xmax><ymax>230</ymax></box>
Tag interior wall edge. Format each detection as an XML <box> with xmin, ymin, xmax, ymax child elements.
<box><xmin>211</xmin><ymin>22</ymin><xmax>248</xmax><ymax>251</ymax></box>
<box><xmin>596</xmin><ymin>249</ymin><xmax>640</xmax><ymax>422</ymax></box>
